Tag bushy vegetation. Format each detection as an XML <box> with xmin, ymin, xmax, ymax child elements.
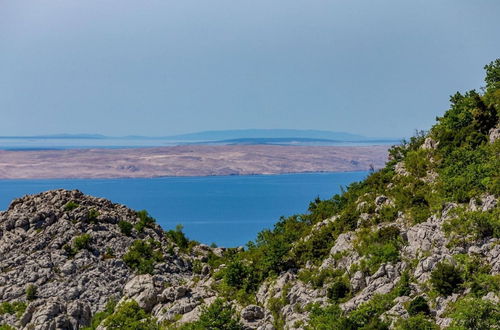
<box><xmin>74</xmin><ymin>233</ymin><xmax>92</xmax><ymax>250</ymax></box>
<box><xmin>103</xmin><ymin>300</ymin><xmax>158</xmax><ymax>330</ymax></box>
<box><xmin>0</xmin><ymin>301</ymin><xmax>27</xmax><ymax>318</ymax></box>
<box><xmin>326</xmin><ymin>279</ymin><xmax>350</xmax><ymax>301</ymax></box>
<box><xmin>87</xmin><ymin>208</ymin><xmax>100</xmax><ymax>223</ymax></box>
<box><xmin>355</xmin><ymin>225</ymin><xmax>404</xmax><ymax>273</ymax></box>
<box><xmin>0</xmin><ymin>325</ymin><xmax>15</xmax><ymax>330</ymax></box>
<box><xmin>82</xmin><ymin>299</ymin><xmax>117</xmax><ymax>330</ymax></box>
<box><xmin>64</xmin><ymin>234</ymin><xmax>92</xmax><ymax>256</ymax></box>
<box><xmin>135</xmin><ymin>210</ymin><xmax>156</xmax><ymax>232</ymax></box>
<box><xmin>119</xmin><ymin>220</ymin><xmax>133</xmax><ymax>236</ymax></box>
<box><xmin>123</xmin><ymin>239</ymin><xmax>163</xmax><ymax>274</ymax></box>
<box><xmin>406</xmin><ymin>296</ymin><xmax>430</xmax><ymax>316</ymax></box>
<box><xmin>64</xmin><ymin>201</ymin><xmax>79</xmax><ymax>211</ymax></box>
<box><xmin>443</xmin><ymin>207</ymin><xmax>500</xmax><ymax>241</ymax></box>
<box><xmin>430</xmin><ymin>262</ymin><xmax>463</xmax><ymax>296</ymax></box>
<box><xmin>165</xmin><ymin>224</ymin><xmax>189</xmax><ymax>249</ymax></box>
<box><xmin>447</xmin><ymin>296</ymin><xmax>500</xmax><ymax>330</ymax></box>
<box><xmin>178</xmin><ymin>298</ymin><xmax>243</xmax><ymax>330</ymax></box>
<box><xmin>393</xmin><ymin>314</ymin><xmax>438</xmax><ymax>330</ymax></box>
<box><xmin>306</xmin><ymin>279</ymin><xmax>416</xmax><ymax>329</ymax></box>
<box><xmin>25</xmin><ymin>284</ymin><xmax>37</xmax><ymax>301</ymax></box>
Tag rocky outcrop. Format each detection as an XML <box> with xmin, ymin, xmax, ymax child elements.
<box><xmin>0</xmin><ymin>190</ymin><xmax>193</xmax><ymax>329</ymax></box>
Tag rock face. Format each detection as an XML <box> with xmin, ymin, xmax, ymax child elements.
<box><xmin>0</xmin><ymin>190</ymin><xmax>192</xmax><ymax>329</ymax></box>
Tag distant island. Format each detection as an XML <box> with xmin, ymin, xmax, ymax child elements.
<box><xmin>0</xmin><ymin>129</ymin><xmax>399</xmax><ymax>145</ymax></box>
<box><xmin>0</xmin><ymin>145</ymin><xmax>389</xmax><ymax>179</ymax></box>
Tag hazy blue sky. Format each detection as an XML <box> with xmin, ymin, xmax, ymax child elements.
<box><xmin>1</xmin><ymin>1</ymin><xmax>499</xmax><ymax>138</ymax></box>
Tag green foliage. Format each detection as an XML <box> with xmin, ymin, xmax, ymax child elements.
<box><xmin>74</xmin><ymin>233</ymin><xmax>92</xmax><ymax>250</ymax></box>
<box><xmin>0</xmin><ymin>325</ymin><xmax>15</xmax><ymax>330</ymax></box>
<box><xmin>404</xmin><ymin>149</ymin><xmax>432</xmax><ymax>178</ymax></box>
<box><xmin>444</xmin><ymin>207</ymin><xmax>500</xmax><ymax>241</ymax></box>
<box><xmin>484</xmin><ymin>59</ymin><xmax>500</xmax><ymax>92</ymax></box>
<box><xmin>393</xmin><ymin>314</ymin><xmax>438</xmax><ymax>330</ymax></box>
<box><xmin>447</xmin><ymin>296</ymin><xmax>500</xmax><ymax>330</ymax></box>
<box><xmin>103</xmin><ymin>300</ymin><xmax>158</xmax><ymax>330</ymax></box>
<box><xmin>179</xmin><ymin>299</ymin><xmax>243</xmax><ymax>330</ymax></box>
<box><xmin>307</xmin><ymin>284</ymin><xmax>403</xmax><ymax>329</ymax></box>
<box><xmin>123</xmin><ymin>239</ymin><xmax>163</xmax><ymax>274</ymax></box>
<box><xmin>87</xmin><ymin>208</ymin><xmax>100</xmax><ymax>223</ymax></box>
<box><xmin>430</xmin><ymin>262</ymin><xmax>463</xmax><ymax>296</ymax></box>
<box><xmin>135</xmin><ymin>210</ymin><xmax>156</xmax><ymax>232</ymax></box>
<box><xmin>223</xmin><ymin>260</ymin><xmax>253</xmax><ymax>291</ymax></box>
<box><xmin>452</xmin><ymin>254</ymin><xmax>500</xmax><ymax>297</ymax></box>
<box><xmin>166</xmin><ymin>224</ymin><xmax>189</xmax><ymax>249</ymax></box>
<box><xmin>397</xmin><ymin>271</ymin><xmax>412</xmax><ymax>296</ymax></box>
<box><xmin>64</xmin><ymin>201</ymin><xmax>79</xmax><ymax>211</ymax></box>
<box><xmin>406</xmin><ymin>296</ymin><xmax>430</xmax><ymax>316</ymax></box>
<box><xmin>0</xmin><ymin>301</ymin><xmax>27</xmax><ymax>318</ymax></box>
<box><xmin>82</xmin><ymin>299</ymin><xmax>117</xmax><ymax>330</ymax></box>
<box><xmin>439</xmin><ymin>142</ymin><xmax>498</xmax><ymax>202</ymax></box>
<box><xmin>305</xmin><ymin>304</ymin><xmax>347</xmax><ymax>329</ymax></box>
<box><xmin>327</xmin><ymin>280</ymin><xmax>350</xmax><ymax>301</ymax></box>
<box><xmin>26</xmin><ymin>284</ymin><xmax>37</xmax><ymax>301</ymax></box>
<box><xmin>355</xmin><ymin>226</ymin><xmax>403</xmax><ymax>273</ymax></box>
<box><xmin>119</xmin><ymin>221</ymin><xmax>133</xmax><ymax>236</ymax></box>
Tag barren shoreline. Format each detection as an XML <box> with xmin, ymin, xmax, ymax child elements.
<box><xmin>0</xmin><ymin>145</ymin><xmax>389</xmax><ymax>179</ymax></box>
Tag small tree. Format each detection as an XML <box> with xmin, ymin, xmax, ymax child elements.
<box><xmin>430</xmin><ymin>262</ymin><xmax>463</xmax><ymax>296</ymax></box>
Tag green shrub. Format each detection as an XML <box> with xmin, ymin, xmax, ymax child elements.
<box><xmin>122</xmin><ymin>240</ymin><xmax>163</xmax><ymax>274</ymax></box>
<box><xmin>306</xmin><ymin>303</ymin><xmax>348</xmax><ymax>329</ymax></box>
<box><xmin>444</xmin><ymin>208</ymin><xmax>500</xmax><ymax>241</ymax></box>
<box><xmin>64</xmin><ymin>201</ymin><xmax>79</xmax><ymax>211</ymax></box>
<box><xmin>397</xmin><ymin>271</ymin><xmax>412</xmax><ymax>296</ymax></box>
<box><xmin>407</xmin><ymin>296</ymin><xmax>430</xmax><ymax>316</ymax></box>
<box><xmin>165</xmin><ymin>224</ymin><xmax>189</xmax><ymax>249</ymax></box>
<box><xmin>355</xmin><ymin>226</ymin><xmax>403</xmax><ymax>273</ymax></box>
<box><xmin>82</xmin><ymin>298</ymin><xmax>117</xmax><ymax>330</ymax></box>
<box><xmin>0</xmin><ymin>301</ymin><xmax>27</xmax><ymax>318</ymax></box>
<box><xmin>135</xmin><ymin>210</ymin><xmax>156</xmax><ymax>232</ymax></box>
<box><xmin>74</xmin><ymin>233</ymin><xmax>92</xmax><ymax>250</ymax></box>
<box><xmin>179</xmin><ymin>298</ymin><xmax>243</xmax><ymax>330</ymax></box>
<box><xmin>87</xmin><ymin>209</ymin><xmax>100</xmax><ymax>222</ymax></box>
<box><xmin>0</xmin><ymin>325</ymin><xmax>15</xmax><ymax>330</ymax></box>
<box><xmin>404</xmin><ymin>149</ymin><xmax>432</xmax><ymax>178</ymax></box>
<box><xmin>327</xmin><ymin>280</ymin><xmax>350</xmax><ymax>301</ymax></box>
<box><xmin>118</xmin><ymin>221</ymin><xmax>133</xmax><ymax>236</ymax></box>
<box><xmin>430</xmin><ymin>262</ymin><xmax>463</xmax><ymax>296</ymax></box>
<box><xmin>393</xmin><ymin>314</ymin><xmax>438</xmax><ymax>330</ymax></box>
<box><xmin>223</xmin><ymin>260</ymin><xmax>250</xmax><ymax>289</ymax></box>
<box><xmin>448</xmin><ymin>296</ymin><xmax>500</xmax><ymax>330</ymax></box>
<box><xmin>103</xmin><ymin>300</ymin><xmax>158</xmax><ymax>330</ymax></box>
<box><xmin>26</xmin><ymin>285</ymin><xmax>37</xmax><ymax>301</ymax></box>
<box><xmin>378</xmin><ymin>206</ymin><xmax>399</xmax><ymax>223</ymax></box>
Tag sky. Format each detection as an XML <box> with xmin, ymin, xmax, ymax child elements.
<box><xmin>0</xmin><ymin>1</ymin><xmax>499</xmax><ymax>138</ymax></box>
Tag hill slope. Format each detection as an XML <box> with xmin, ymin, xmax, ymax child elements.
<box><xmin>0</xmin><ymin>60</ymin><xmax>499</xmax><ymax>329</ymax></box>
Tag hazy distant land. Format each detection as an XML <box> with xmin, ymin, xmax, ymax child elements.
<box><xmin>0</xmin><ymin>145</ymin><xmax>389</xmax><ymax>179</ymax></box>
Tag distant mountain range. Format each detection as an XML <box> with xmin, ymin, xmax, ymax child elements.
<box><xmin>0</xmin><ymin>129</ymin><xmax>400</xmax><ymax>143</ymax></box>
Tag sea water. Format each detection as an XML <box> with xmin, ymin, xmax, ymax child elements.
<box><xmin>0</xmin><ymin>172</ymin><xmax>367</xmax><ymax>246</ymax></box>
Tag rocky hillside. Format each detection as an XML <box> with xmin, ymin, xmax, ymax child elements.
<box><xmin>0</xmin><ymin>60</ymin><xmax>499</xmax><ymax>330</ymax></box>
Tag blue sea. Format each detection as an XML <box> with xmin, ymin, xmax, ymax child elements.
<box><xmin>0</xmin><ymin>172</ymin><xmax>367</xmax><ymax>247</ymax></box>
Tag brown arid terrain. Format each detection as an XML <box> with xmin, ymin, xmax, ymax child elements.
<box><xmin>0</xmin><ymin>145</ymin><xmax>389</xmax><ymax>179</ymax></box>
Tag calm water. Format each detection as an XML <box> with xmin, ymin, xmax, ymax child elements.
<box><xmin>0</xmin><ymin>172</ymin><xmax>367</xmax><ymax>246</ymax></box>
